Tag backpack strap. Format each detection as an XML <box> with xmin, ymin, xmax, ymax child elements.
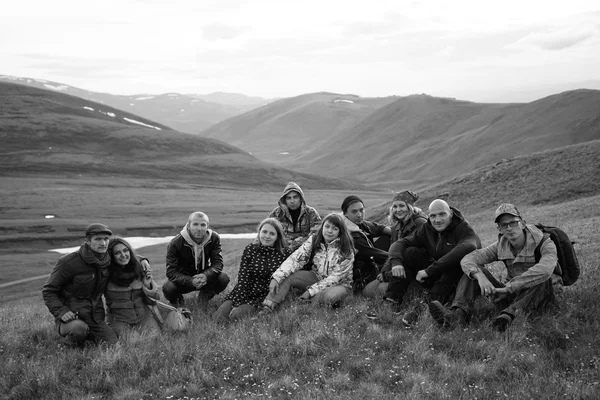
<box><xmin>534</xmin><ymin>234</ymin><xmax>551</xmax><ymax>264</ymax></box>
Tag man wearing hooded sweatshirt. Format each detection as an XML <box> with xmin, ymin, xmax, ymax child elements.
<box><xmin>269</xmin><ymin>182</ymin><xmax>322</xmax><ymax>251</ymax></box>
<box><xmin>162</xmin><ymin>212</ymin><xmax>229</xmax><ymax>306</ymax></box>
<box><xmin>382</xmin><ymin>199</ymin><xmax>481</xmax><ymax>326</ymax></box>
<box><xmin>341</xmin><ymin>195</ymin><xmax>391</xmax><ymax>292</ymax></box>
<box><xmin>42</xmin><ymin>223</ymin><xmax>118</xmax><ymax>346</ymax></box>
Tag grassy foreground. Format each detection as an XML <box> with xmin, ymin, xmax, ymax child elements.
<box><xmin>1</xmin><ymin>196</ymin><xmax>599</xmax><ymax>399</ymax></box>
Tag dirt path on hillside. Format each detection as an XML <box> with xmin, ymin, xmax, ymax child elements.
<box><xmin>0</xmin><ymin>274</ymin><xmax>49</xmax><ymax>289</ymax></box>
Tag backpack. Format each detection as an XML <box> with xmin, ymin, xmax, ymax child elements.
<box><xmin>533</xmin><ymin>224</ymin><xmax>580</xmax><ymax>286</ymax></box>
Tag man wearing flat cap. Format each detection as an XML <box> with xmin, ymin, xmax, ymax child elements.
<box><xmin>43</xmin><ymin>223</ymin><xmax>118</xmax><ymax>345</ymax></box>
<box><xmin>428</xmin><ymin>203</ymin><xmax>561</xmax><ymax>332</ymax></box>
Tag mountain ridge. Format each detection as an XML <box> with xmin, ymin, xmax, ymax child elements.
<box><xmin>0</xmin><ymin>82</ymin><xmax>356</xmax><ymax>190</ymax></box>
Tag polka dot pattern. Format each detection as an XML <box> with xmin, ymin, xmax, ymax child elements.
<box><xmin>226</xmin><ymin>243</ymin><xmax>292</xmax><ymax>307</ymax></box>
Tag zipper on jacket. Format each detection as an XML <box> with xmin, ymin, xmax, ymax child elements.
<box><xmin>436</xmin><ymin>232</ymin><xmax>443</xmax><ymax>259</ymax></box>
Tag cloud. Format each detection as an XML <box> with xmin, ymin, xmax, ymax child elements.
<box><xmin>508</xmin><ymin>26</ymin><xmax>597</xmax><ymax>51</ymax></box>
<box><xmin>201</xmin><ymin>24</ymin><xmax>247</xmax><ymax>41</ymax></box>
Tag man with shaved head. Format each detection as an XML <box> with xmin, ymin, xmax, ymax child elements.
<box><xmin>376</xmin><ymin>199</ymin><xmax>481</xmax><ymax>326</ymax></box>
<box><xmin>162</xmin><ymin>211</ymin><xmax>229</xmax><ymax>306</ymax></box>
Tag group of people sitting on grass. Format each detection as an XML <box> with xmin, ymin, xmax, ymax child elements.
<box><xmin>42</xmin><ymin>181</ymin><xmax>563</xmax><ymax>346</ymax></box>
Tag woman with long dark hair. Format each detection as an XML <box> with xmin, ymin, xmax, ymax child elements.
<box><xmin>258</xmin><ymin>213</ymin><xmax>355</xmax><ymax>312</ymax></box>
<box><xmin>105</xmin><ymin>237</ymin><xmax>160</xmax><ymax>337</ymax></box>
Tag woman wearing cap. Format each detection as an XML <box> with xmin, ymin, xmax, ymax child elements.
<box><xmin>104</xmin><ymin>237</ymin><xmax>161</xmax><ymax>338</ymax></box>
<box><xmin>364</xmin><ymin>190</ymin><xmax>428</xmax><ymax>298</ymax></box>
<box><xmin>213</xmin><ymin>218</ymin><xmax>292</xmax><ymax>322</ymax></box>
<box><xmin>258</xmin><ymin>213</ymin><xmax>355</xmax><ymax>312</ymax></box>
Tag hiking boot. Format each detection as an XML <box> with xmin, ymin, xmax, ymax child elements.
<box><xmin>492</xmin><ymin>313</ymin><xmax>514</xmax><ymax>332</ymax></box>
<box><xmin>428</xmin><ymin>301</ymin><xmax>467</xmax><ymax>330</ymax></box>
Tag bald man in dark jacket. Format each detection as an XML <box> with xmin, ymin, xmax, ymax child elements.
<box><xmin>380</xmin><ymin>199</ymin><xmax>481</xmax><ymax>326</ymax></box>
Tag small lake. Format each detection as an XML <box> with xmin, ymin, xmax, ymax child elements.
<box><xmin>49</xmin><ymin>233</ymin><xmax>256</xmax><ymax>254</ymax></box>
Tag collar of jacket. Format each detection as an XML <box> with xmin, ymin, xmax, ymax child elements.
<box><xmin>320</xmin><ymin>237</ymin><xmax>341</xmax><ymax>249</ymax></box>
<box><xmin>280</xmin><ymin>203</ymin><xmax>307</xmax><ymax>220</ymax></box>
<box><xmin>180</xmin><ymin>225</ymin><xmax>213</xmax><ymax>273</ymax></box>
<box><xmin>497</xmin><ymin>224</ymin><xmax>544</xmax><ymax>260</ymax></box>
<box><xmin>278</xmin><ymin>182</ymin><xmax>306</xmax><ymax>206</ymax></box>
<box><xmin>425</xmin><ymin>206</ymin><xmax>465</xmax><ymax>233</ymax></box>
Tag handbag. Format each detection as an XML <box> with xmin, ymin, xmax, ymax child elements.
<box><xmin>151</xmin><ymin>300</ymin><xmax>193</xmax><ymax>332</ymax></box>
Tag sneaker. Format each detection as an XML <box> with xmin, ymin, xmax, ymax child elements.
<box><xmin>428</xmin><ymin>301</ymin><xmax>467</xmax><ymax>330</ymax></box>
<box><xmin>492</xmin><ymin>313</ymin><xmax>513</xmax><ymax>332</ymax></box>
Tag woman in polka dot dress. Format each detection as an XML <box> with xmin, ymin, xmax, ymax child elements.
<box><xmin>213</xmin><ymin>218</ymin><xmax>291</xmax><ymax>321</ymax></box>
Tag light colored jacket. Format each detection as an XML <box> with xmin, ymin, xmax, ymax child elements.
<box><xmin>272</xmin><ymin>235</ymin><xmax>354</xmax><ymax>297</ymax></box>
<box><xmin>461</xmin><ymin>224</ymin><xmax>559</xmax><ymax>293</ymax></box>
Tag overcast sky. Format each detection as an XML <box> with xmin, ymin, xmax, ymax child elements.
<box><xmin>2</xmin><ymin>0</ymin><xmax>599</xmax><ymax>101</ymax></box>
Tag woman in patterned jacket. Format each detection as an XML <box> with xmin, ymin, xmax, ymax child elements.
<box><xmin>213</xmin><ymin>218</ymin><xmax>291</xmax><ymax>321</ymax></box>
<box><xmin>259</xmin><ymin>213</ymin><xmax>355</xmax><ymax>312</ymax></box>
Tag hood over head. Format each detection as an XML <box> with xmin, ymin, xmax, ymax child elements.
<box><xmin>278</xmin><ymin>182</ymin><xmax>306</xmax><ymax>206</ymax></box>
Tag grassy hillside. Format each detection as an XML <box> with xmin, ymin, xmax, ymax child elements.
<box><xmin>367</xmin><ymin>140</ymin><xmax>600</xmax><ymax>223</ymax></box>
<box><xmin>200</xmin><ymin>92</ymin><xmax>397</xmax><ymax>163</ymax></box>
<box><xmin>293</xmin><ymin>90</ymin><xmax>600</xmax><ymax>187</ymax></box>
<box><xmin>1</xmin><ymin>194</ymin><xmax>599</xmax><ymax>399</ymax></box>
<box><xmin>0</xmin><ymin>82</ymin><xmax>353</xmax><ymax>189</ymax></box>
<box><xmin>0</xmin><ymin>75</ymin><xmax>263</xmax><ymax>132</ymax></box>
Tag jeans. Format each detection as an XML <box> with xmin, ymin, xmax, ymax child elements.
<box><xmin>264</xmin><ymin>270</ymin><xmax>349</xmax><ymax>306</ymax></box>
<box><xmin>451</xmin><ymin>267</ymin><xmax>558</xmax><ymax>318</ymax></box>
<box><xmin>213</xmin><ymin>300</ymin><xmax>257</xmax><ymax>322</ymax></box>
<box><xmin>363</xmin><ymin>280</ymin><xmax>389</xmax><ymax>298</ymax></box>
<box><xmin>384</xmin><ymin>247</ymin><xmax>462</xmax><ymax>305</ymax></box>
<box><xmin>162</xmin><ymin>272</ymin><xmax>230</xmax><ymax>305</ymax></box>
<box><xmin>58</xmin><ymin>318</ymin><xmax>117</xmax><ymax>345</ymax></box>
<box><xmin>108</xmin><ymin>309</ymin><xmax>160</xmax><ymax>338</ymax></box>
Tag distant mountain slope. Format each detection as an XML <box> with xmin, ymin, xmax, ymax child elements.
<box><xmin>0</xmin><ymin>82</ymin><xmax>353</xmax><ymax>189</ymax></box>
<box><xmin>293</xmin><ymin>90</ymin><xmax>600</xmax><ymax>187</ymax></box>
<box><xmin>199</xmin><ymin>92</ymin><xmax>398</xmax><ymax>163</ymax></box>
<box><xmin>0</xmin><ymin>75</ymin><xmax>267</xmax><ymax>133</ymax></box>
<box><xmin>368</xmin><ymin>139</ymin><xmax>600</xmax><ymax>223</ymax></box>
<box><xmin>189</xmin><ymin>92</ymin><xmax>274</xmax><ymax>107</ymax></box>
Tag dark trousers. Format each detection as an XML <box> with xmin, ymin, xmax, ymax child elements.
<box><xmin>384</xmin><ymin>247</ymin><xmax>463</xmax><ymax>305</ymax></box>
<box><xmin>162</xmin><ymin>273</ymin><xmax>230</xmax><ymax>305</ymax></box>
<box><xmin>451</xmin><ymin>267</ymin><xmax>558</xmax><ymax>318</ymax></box>
<box><xmin>57</xmin><ymin>318</ymin><xmax>117</xmax><ymax>345</ymax></box>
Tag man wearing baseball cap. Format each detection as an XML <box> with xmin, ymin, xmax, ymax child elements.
<box><xmin>428</xmin><ymin>203</ymin><xmax>562</xmax><ymax>332</ymax></box>
<box><xmin>43</xmin><ymin>223</ymin><xmax>118</xmax><ymax>345</ymax></box>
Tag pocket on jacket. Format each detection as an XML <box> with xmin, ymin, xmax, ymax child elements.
<box><xmin>72</xmin><ymin>273</ymin><xmax>95</xmax><ymax>298</ymax></box>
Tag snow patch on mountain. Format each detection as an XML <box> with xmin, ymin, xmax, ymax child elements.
<box><xmin>43</xmin><ymin>84</ymin><xmax>69</xmax><ymax>91</ymax></box>
<box><xmin>123</xmin><ymin>117</ymin><xmax>161</xmax><ymax>130</ymax></box>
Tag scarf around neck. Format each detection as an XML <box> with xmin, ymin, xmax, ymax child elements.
<box><xmin>79</xmin><ymin>243</ymin><xmax>111</xmax><ymax>269</ymax></box>
<box><xmin>108</xmin><ymin>261</ymin><xmax>141</xmax><ymax>287</ymax></box>
<box><xmin>180</xmin><ymin>225</ymin><xmax>212</xmax><ymax>273</ymax></box>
